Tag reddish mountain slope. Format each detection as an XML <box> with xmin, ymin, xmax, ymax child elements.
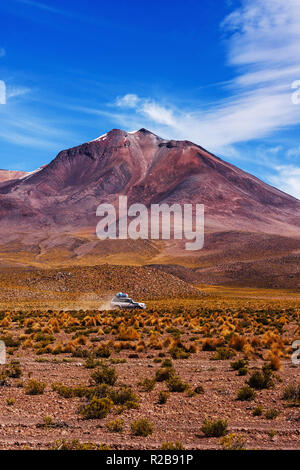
<box><xmin>0</xmin><ymin>128</ymin><xmax>299</xmax><ymax>287</ymax></box>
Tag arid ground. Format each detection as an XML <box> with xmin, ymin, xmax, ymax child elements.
<box><xmin>0</xmin><ymin>267</ymin><xmax>299</xmax><ymax>450</ymax></box>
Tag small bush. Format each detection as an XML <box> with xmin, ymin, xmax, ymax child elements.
<box><xmin>212</xmin><ymin>347</ymin><xmax>235</xmax><ymax>361</ymax></box>
<box><xmin>237</xmin><ymin>386</ymin><xmax>256</xmax><ymax>401</ymax></box>
<box><xmin>6</xmin><ymin>398</ymin><xmax>16</xmax><ymax>406</ymax></box>
<box><xmin>157</xmin><ymin>390</ymin><xmax>170</xmax><ymax>404</ymax></box>
<box><xmin>220</xmin><ymin>433</ymin><xmax>245</xmax><ymax>450</ymax></box>
<box><xmin>91</xmin><ymin>365</ymin><xmax>117</xmax><ymax>386</ymax></box>
<box><xmin>231</xmin><ymin>358</ymin><xmax>248</xmax><ymax>371</ymax></box>
<box><xmin>0</xmin><ymin>371</ymin><xmax>8</xmax><ymax>386</ymax></box>
<box><xmin>52</xmin><ymin>383</ymin><xmax>74</xmax><ymax>398</ymax></box>
<box><xmin>252</xmin><ymin>405</ymin><xmax>264</xmax><ymax>416</ymax></box>
<box><xmin>107</xmin><ymin>418</ymin><xmax>123</xmax><ymax>433</ymax></box>
<box><xmin>283</xmin><ymin>384</ymin><xmax>300</xmax><ymax>402</ymax></box>
<box><xmin>169</xmin><ymin>346</ymin><xmax>189</xmax><ymax>359</ymax></box>
<box><xmin>84</xmin><ymin>357</ymin><xmax>101</xmax><ymax>369</ymax></box>
<box><xmin>25</xmin><ymin>379</ymin><xmax>46</xmax><ymax>395</ymax></box>
<box><xmin>138</xmin><ymin>377</ymin><xmax>156</xmax><ymax>392</ymax></box>
<box><xmin>95</xmin><ymin>345</ymin><xmax>111</xmax><ymax>358</ymax></box>
<box><xmin>51</xmin><ymin>439</ymin><xmax>110</xmax><ymax>450</ymax></box>
<box><xmin>109</xmin><ymin>385</ymin><xmax>139</xmax><ymax>409</ymax></box>
<box><xmin>201</xmin><ymin>418</ymin><xmax>228</xmax><ymax>437</ymax></box>
<box><xmin>6</xmin><ymin>361</ymin><xmax>23</xmax><ymax>378</ymax></box>
<box><xmin>265</xmin><ymin>408</ymin><xmax>280</xmax><ymax>420</ymax></box>
<box><xmin>155</xmin><ymin>367</ymin><xmax>175</xmax><ymax>382</ymax></box>
<box><xmin>161</xmin><ymin>359</ymin><xmax>173</xmax><ymax>368</ymax></box>
<box><xmin>247</xmin><ymin>367</ymin><xmax>274</xmax><ymax>390</ymax></box>
<box><xmin>167</xmin><ymin>375</ymin><xmax>187</xmax><ymax>393</ymax></box>
<box><xmin>161</xmin><ymin>442</ymin><xmax>185</xmax><ymax>450</ymax></box>
<box><xmin>42</xmin><ymin>416</ymin><xmax>55</xmax><ymax>428</ymax></box>
<box><xmin>80</xmin><ymin>397</ymin><xmax>113</xmax><ymax>419</ymax></box>
<box><xmin>131</xmin><ymin>418</ymin><xmax>153</xmax><ymax>437</ymax></box>
<box><xmin>238</xmin><ymin>367</ymin><xmax>248</xmax><ymax>376</ymax></box>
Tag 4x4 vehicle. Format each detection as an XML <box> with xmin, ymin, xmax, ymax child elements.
<box><xmin>110</xmin><ymin>292</ymin><xmax>146</xmax><ymax>310</ymax></box>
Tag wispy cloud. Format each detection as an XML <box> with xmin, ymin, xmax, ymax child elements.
<box><xmin>269</xmin><ymin>165</ymin><xmax>300</xmax><ymax>199</ymax></box>
<box><xmin>13</xmin><ymin>0</ymin><xmax>68</xmax><ymax>16</ymax></box>
<box><xmin>0</xmin><ymin>87</ymin><xmax>76</xmax><ymax>150</ymax></box>
<box><xmin>109</xmin><ymin>0</ymin><xmax>300</xmax><ymax>153</ymax></box>
<box><xmin>0</xmin><ymin>48</ymin><xmax>5</xmax><ymax>58</ymax></box>
<box><xmin>6</xmin><ymin>86</ymin><xmax>31</xmax><ymax>100</ymax></box>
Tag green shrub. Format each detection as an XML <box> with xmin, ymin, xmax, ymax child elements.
<box><xmin>247</xmin><ymin>367</ymin><xmax>274</xmax><ymax>390</ymax></box>
<box><xmin>95</xmin><ymin>345</ymin><xmax>111</xmax><ymax>358</ymax></box>
<box><xmin>138</xmin><ymin>377</ymin><xmax>156</xmax><ymax>392</ymax></box>
<box><xmin>237</xmin><ymin>386</ymin><xmax>256</xmax><ymax>401</ymax></box>
<box><xmin>107</xmin><ymin>418</ymin><xmax>123</xmax><ymax>433</ymax></box>
<box><xmin>6</xmin><ymin>361</ymin><xmax>23</xmax><ymax>378</ymax></box>
<box><xmin>230</xmin><ymin>358</ymin><xmax>248</xmax><ymax>371</ymax></box>
<box><xmin>80</xmin><ymin>397</ymin><xmax>113</xmax><ymax>419</ymax></box>
<box><xmin>169</xmin><ymin>346</ymin><xmax>189</xmax><ymax>359</ymax></box>
<box><xmin>84</xmin><ymin>357</ymin><xmax>101</xmax><ymax>369</ymax></box>
<box><xmin>201</xmin><ymin>418</ymin><xmax>228</xmax><ymax>437</ymax></box>
<box><xmin>265</xmin><ymin>408</ymin><xmax>280</xmax><ymax>420</ymax></box>
<box><xmin>51</xmin><ymin>439</ymin><xmax>110</xmax><ymax>450</ymax></box>
<box><xmin>0</xmin><ymin>371</ymin><xmax>8</xmax><ymax>386</ymax></box>
<box><xmin>161</xmin><ymin>442</ymin><xmax>184</xmax><ymax>450</ymax></box>
<box><xmin>155</xmin><ymin>367</ymin><xmax>175</xmax><ymax>382</ymax></box>
<box><xmin>91</xmin><ymin>365</ymin><xmax>117</xmax><ymax>386</ymax></box>
<box><xmin>238</xmin><ymin>367</ymin><xmax>248</xmax><ymax>376</ymax></box>
<box><xmin>283</xmin><ymin>384</ymin><xmax>300</xmax><ymax>401</ymax></box>
<box><xmin>109</xmin><ymin>385</ymin><xmax>139</xmax><ymax>409</ymax></box>
<box><xmin>52</xmin><ymin>383</ymin><xmax>74</xmax><ymax>398</ymax></box>
<box><xmin>212</xmin><ymin>348</ymin><xmax>235</xmax><ymax>360</ymax></box>
<box><xmin>6</xmin><ymin>397</ymin><xmax>16</xmax><ymax>406</ymax></box>
<box><xmin>161</xmin><ymin>359</ymin><xmax>173</xmax><ymax>368</ymax></box>
<box><xmin>252</xmin><ymin>405</ymin><xmax>264</xmax><ymax>416</ymax></box>
<box><xmin>167</xmin><ymin>375</ymin><xmax>187</xmax><ymax>392</ymax></box>
<box><xmin>131</xmin><ymin>418</ymin><xmax>153</xmax><ymax>437</ymax></box>
<box><xmin>157</xmin><ymin>390</ymin><xmax>170</xmax><ymax>404</ymax></box>
<box><xmin>25</xmin><ymin>379</ymin><xmax>46</xmax><ymax>395</ymax></box>
<box><xmin>220</xmin><ymin>433</ymin><xmax>245</xmax><ymax>450</ymax></box>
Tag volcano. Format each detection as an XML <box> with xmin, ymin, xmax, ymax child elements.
<box><xmin>0</xmin><ymin>128</ymin><xmax>299</xmax><ymax>288</ymax></box>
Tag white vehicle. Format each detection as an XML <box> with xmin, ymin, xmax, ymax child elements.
<box><xmin>111</xmin><ymin>292</ymin><xmax>146</xmax><ymax>310</ymax></box>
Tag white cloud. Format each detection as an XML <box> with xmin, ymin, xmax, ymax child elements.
<box><xmin>268</xmin><ymin>165</ymin><xmax>300</xmax><ymax>199</ymax></box>
<box><xmin>109</xmin><ymin>0</ymin><xmax>300</xmax><ymax>153</ymax></box>
<box><xmin>6</xmin><ymin>86</ymin><xmax>30</xmax><ymax>100</ymax></box>
<box><xmin>115</xmin><ymin>94</ymin><xmax>140</xmax><ymax>108</ymax></box>
<box><xmin>286</xmin><ymin>146</ymin><xmax>300</xmax><ymax>158</ymax></box>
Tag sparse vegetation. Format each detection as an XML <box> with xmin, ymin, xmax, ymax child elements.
<box><xmin>201</xmin><ymin>418</ymin><xmax>228</xmax><ymax>437</ymax></box>
<box><xmin>237</xmin><ymin>385</ymin><xmax>256</xmax><ymax>401</ymax></box>
<box><xmin>80</xmin><ymin>397</ymin><xmax>113</xmax><ymax>419</ymax></box>
<box><xmin>131</xmin><ymin>418</ymin><xmax>153</xmax><ymax>437</ymax></box>
<box><xmin>25</xmin><ymin>380</ymin><xmax>46</xmax><ymax>395</ymax></box>
<box><xmin>220</xmin><ymin>433</ymin><xmax>246</xmax><ymax>450</ymax></box>
<box><xmin>252</xmin><ymin>405</ymin><xmax>264</xmax><ymax>416</ymax></box>
<box><xmin>107</xmin><ymin>418</ymin><xmax>124</xmax><ymax>433</ymax></box>
<box><xmin>0</xmin><ymin>282</ymin><xmax>298</xmax><ymax>450</ymax></box>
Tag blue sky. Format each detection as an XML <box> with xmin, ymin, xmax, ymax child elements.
<box><xmin>0</xmin><ymin>0</ymin><xmax>300</xmax><ymax>198</ymax></box>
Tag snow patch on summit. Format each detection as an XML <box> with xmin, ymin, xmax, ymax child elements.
<box><xmin>90</xmin><ymin>133</ymin><xmax>108</xmax><ymax>142</ymax></box>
